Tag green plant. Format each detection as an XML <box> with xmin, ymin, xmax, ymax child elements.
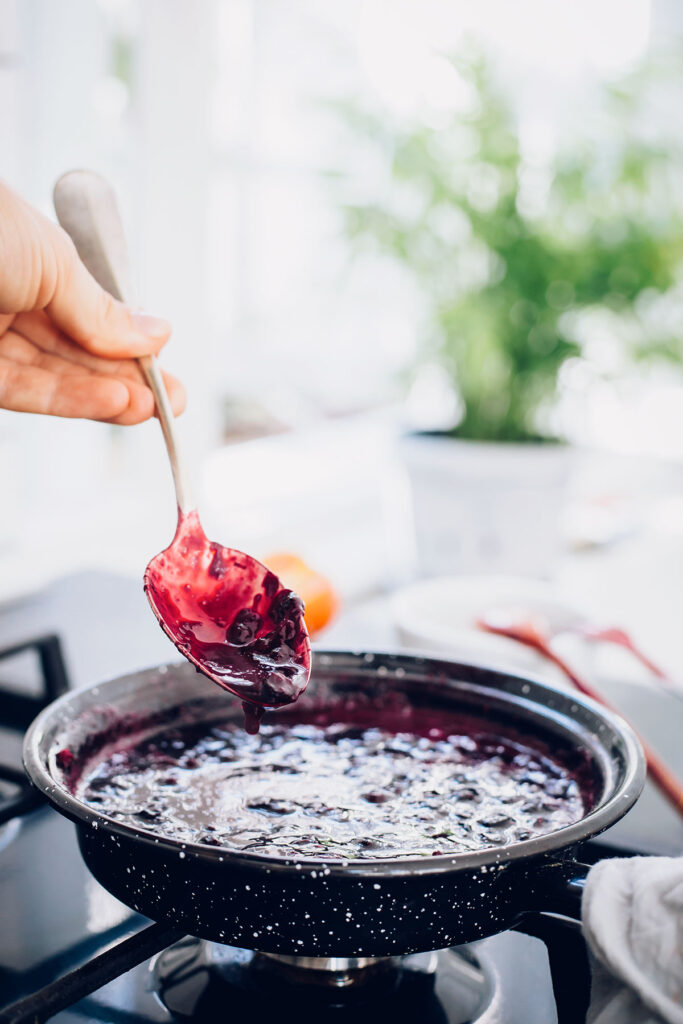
<box><xmin>334</xmin><ymin>51</ymin><xmax>683</xmax><ymax>442</ymax></box>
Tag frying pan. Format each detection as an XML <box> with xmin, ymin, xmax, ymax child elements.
<box><xmin>23</xmin><ymin>650</ymin><xmax>644</xmax><ymax>957</ymax></box>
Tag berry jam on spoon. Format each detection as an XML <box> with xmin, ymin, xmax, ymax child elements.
<box><xmin>53</xmin><ymin>171</ymin><xmax>311</xmax><ymax>732</ymax></box>
<box><xmin>144</xmin><ymin>513</ymin><xmax>310</xmax><ymax>733</ymax></box>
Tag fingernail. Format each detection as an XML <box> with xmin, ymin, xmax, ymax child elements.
<box><xmin>129</xmin><ymin>312</ymin><xmax>171</xmax><ymax>338</ymax></box>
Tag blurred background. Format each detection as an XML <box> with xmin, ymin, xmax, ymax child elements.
<box><xmin>1</xmin><ymin>0</ymin><xmax>683</xmax><ymax>657</ymax></box>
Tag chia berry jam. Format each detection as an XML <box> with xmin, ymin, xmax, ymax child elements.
<box><xmin>144</xmin><ymin>511</ymin><xmax>311</xmax><ymax>733</ymax></box>
<box><xmin>75</xmin><ymin>704</ymin><xmax>590</xmax><ymax>860</ymax></box>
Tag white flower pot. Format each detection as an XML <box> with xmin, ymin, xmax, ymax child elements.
<box><xmin>400</xmin><ymin>433</ymin><xmax>573</xmax><ymax>578</ymax></box>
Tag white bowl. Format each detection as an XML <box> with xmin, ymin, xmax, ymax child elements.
<box><xmin>391</xmin><ymin>575</ymin><xmax>580</xmax><ymax>680</ymax></box>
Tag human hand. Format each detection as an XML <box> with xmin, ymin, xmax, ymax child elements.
<box><xmin>0</xmin><ymin>181</ymin><xmax>185</xmax><ymax>424</ymax></box>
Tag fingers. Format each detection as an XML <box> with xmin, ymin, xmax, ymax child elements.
<box><xmin>11</xmin><ymin>310</ymin><xmax>154</xmax><ymax>377</ymax></box>
<box><xmin>104</xmin><ymin>371</ymin><xmax>186</xmax><ymax>426</ymax></box>
<box><xmin>46</xmin><ymin>232</ymin><xmax>172</xmax><ymax>359</ymax></box>
<box><xmin>5</xmin><ymin>313</ymin><xmax>186</xmax><ymax>423</ymax></box>
<box><xmin>0</xmin><ymin>182</ymin><xmax>172</xmax><ymax>359</ymax></box>
<box><xmin>0</xmin><ymin>183</ymin><xmax>185</xmax><ymax>425</ymax></box>
<box><xmin>107</xmin><ymin>378</ymin><xmax>155</xmax><ymax>425</ymax></box>
<box><xmin>0</xmin><ymin>350</ymin><xmax>186</xmax><ymax>424</ymax></box>
<box><xmin>0</xmin><ymin>359</ymin><xmax>131</xmax><ymax>421</ymax></box>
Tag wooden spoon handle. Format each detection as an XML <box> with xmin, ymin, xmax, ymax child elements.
<box><xmin>479</xmin><ymin>618</ymin><xmax>683</xmax><ymax>818</ymax></box>
<box><xmin>535</xmin><ymin>639</ymin><xmax>683</xmax><ymax>817</ymax></box>
<box><xmin>53</xmin><ymin>169</ymin><xmax>194</xmax><ymax>516</ymax></box>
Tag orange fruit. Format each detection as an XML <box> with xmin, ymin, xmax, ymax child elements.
<box><xmin>264</xmin><ymin>553</ymin><xmax>338</xmax><ymax>636</ymax></box>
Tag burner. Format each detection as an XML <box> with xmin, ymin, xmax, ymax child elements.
<box><xmin>151</xmin><ymin>937</ymin><xmax>492</xmax><ymax>1023</ymax></box>
<box><xmin>256</xmin><ymin>952</ymin><xmax>401</xmax><ymax>991</ymax></box>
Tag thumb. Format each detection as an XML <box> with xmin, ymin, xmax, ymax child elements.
<box><xmin>46</xmin><ymin>227</ymin><xmax>171</xmax><ymax>358</ymax></box>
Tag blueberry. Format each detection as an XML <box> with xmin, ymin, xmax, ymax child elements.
<box><xmin>454</xmin><ymin>786</ymin><xmax>478</xmax><ymax>801</ymax></box>
<box><xmin>86</xmin><ymin>776</ymin><xmax>109</xmax><ymax>791</ymax></box>
<box><xmin>270</xmin><ymin>589</ymin><xmax>305</xmax><ymax>623</ymax></box>
<box><xmin>227</xmin><ymin>609</ymin><xmax>263</xmax><ymax>646</ymax></box>
<box><xmin>520</xmin><ymin>771</ymin><xmax>547</xmax><ymax>787</ymax></box>
<box><xmin>325</xmin><ymin>725</ymin><xmax>365</xmax><ymax>742</ymax></box>
<box><xmin>260</xmin><ymin>673</ymin><xmax>293</xmax><ymax>703</ymax></box>
<box><xmin>135</xmin><ymin>808</ymin><xmax>160</xmax><ymax>823</ymax></box>
<box><xmin>357</xmin><ymin>837</ymin><xmax>382</xmax><ymax>850</ymax></box>
<box><xmin>269</xmin><ymin>643</ymin><xmax>294</xmax><ymax>664</ymax></box>
<box><xmin>544</xmin><ymin>778</ymin><xmax>572</xmax><ymax>799</ymax></box>
<box><xmin>477</xmin><ymin>814</ymin><xmax>512</xmax><ymax>829</ymax></box>
<box><xmin>263</xmin><ymin>572</ymin><xmax>279</xmax><ymax>597</ymax></box>
<box><xmin>246</xmin><ymin>798</ymin><xmax>295</xmax><ymax>814</ymax></box>
<box><xmin>277</xmin><ymin>617</ymin><xmax>299</xmax><ymax>642</ymax></box>
<box><xmin>198</xmin><ymin>832</ymin><xmax>222</xmax><ymax>846</ymax></box>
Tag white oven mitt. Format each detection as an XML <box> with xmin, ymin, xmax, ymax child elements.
<box><xmin>582</xmin><ymin>856</ymin><xmax>683</xmax><ymax>1024</ymax></box>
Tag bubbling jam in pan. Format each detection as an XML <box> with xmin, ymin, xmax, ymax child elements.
<box><xmin>74</xmin><ymin>703</ymin><xmax>592</xmax><ymax>860</ymax></box>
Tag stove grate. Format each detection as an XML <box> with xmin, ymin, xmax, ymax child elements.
<box><xmin>0</xmin><ymin>635</ymin><xmax>69</xmax><ymax>824</ymax></box>
<box><xmin>0</xmin><ymin>915</ymin><xmax>593</xmax><ymax>1024</ymax></box>
<box><xmin>0</xmin><ymin>923</ymin><xmax>182</xmax><ymax>1024</ymax></box>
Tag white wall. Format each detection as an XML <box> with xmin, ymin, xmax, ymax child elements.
<box><xmin>2</xmin><ymin>0</ymin><xmax>680</xmax><ymax>601</ymax></box>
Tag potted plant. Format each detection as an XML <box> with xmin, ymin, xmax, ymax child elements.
<box><xmin>333</xmin><ymin>52</ymin><xmax>683</xmax><ymax>576</ymax></box>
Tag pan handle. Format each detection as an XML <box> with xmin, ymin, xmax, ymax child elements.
<box><xmin>532</xmin><ymin>859</ymin><xmax>589</xmax><ymax>920</ymax></box>
<box><xmin>513</xmin><ymin>860</ymin><xmax>592</xmax><ymax>1024</ymax></box>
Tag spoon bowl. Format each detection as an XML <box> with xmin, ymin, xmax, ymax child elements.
<box><xmin>144</xmin><ymin>510</ymin><xmax>311</xmax><ymax>731</ymax></box>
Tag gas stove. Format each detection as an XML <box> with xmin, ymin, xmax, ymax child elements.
<box><xmin>0</xmin><ymin>573</ymin><xmax>680</xmax><ymax>1024</ymax></box>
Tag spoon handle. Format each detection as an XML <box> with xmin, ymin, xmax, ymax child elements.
<box><xmin>136</xmin><ymin>352</ymin><xmax>192</xmax><ymax>515</ymax></box>
<box><xmin>52</xmin><ymin>169</ymin><xmax>194</xmax><ymax>516</ymax></box>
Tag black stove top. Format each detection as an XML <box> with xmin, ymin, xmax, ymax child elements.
<box><xmin>0</xmin><ymin>573</ymin><xmax>680</xmax><ymax>1024</ymax></box>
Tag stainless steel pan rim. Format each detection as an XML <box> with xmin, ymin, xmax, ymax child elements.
<box><xmin>23</xmin><ymin>649</ymin><xmax>645</xmax><ymax>878</ymax></box>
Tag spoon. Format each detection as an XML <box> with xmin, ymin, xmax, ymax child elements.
<box><xmin>568</xmin><ymin>622</ymin><xmax>683</xmax><ymax>702</ymax></box>
<box><xmin>478</xmin><ymin>608</ymin><xmax>683</xmax><ymax>817</ymax></box>
<box><xmin>53</xmin><ymin>170</ymin><xmax>311</xmax><ymax>733</ymax></box>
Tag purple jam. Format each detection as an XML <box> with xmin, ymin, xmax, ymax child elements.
<box><xmin>144</xmin><ymin>511</ymin><xmax>311</xmax><ymax>733</ymax></box>
<box><xmin>74</xmin><ymin>704</ymin><xmax>590</xmax><ymax>860</ymax></box>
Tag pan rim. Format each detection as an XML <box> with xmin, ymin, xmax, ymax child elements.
<box><xmin>23</xmin><ymin>648</ymin><xmax>646</xmax><ymax>878</ymax></box>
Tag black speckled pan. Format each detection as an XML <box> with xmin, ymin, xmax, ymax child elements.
<box><xmin>23</xmin><ymin>651</ymin><xmax>644</xmax><ymax>957</ymax></box>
